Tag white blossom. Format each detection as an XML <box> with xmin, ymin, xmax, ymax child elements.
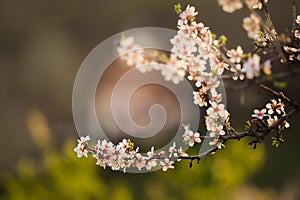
<box><xmin>294</xmin><ymin>30</ymin><xmax>300</xmax><ymax>39</ymax></box>
<box><xmin>246</xmin><ymin>0</ymin><xmax>268</xmax><ymax>9</ymax></box>
<box><xmin>227</xmin><ymin>46</ymin><xmax>244</xmax><ymax>63</ymax></box>
<box><xmin>218</xmin><ymin>0</ymin><xmax>243</xmax><ymax>13</ymax></box>
<box><xmin>296</xmin><ymin>15</ymin><xmax>300</xmax><ymax>25</ymax></box>
<box><xmin>177</xmin><ymin>147</ymin><xmax>188</xmax><ymax>160</ymax></box>
<box><xmin>209</xmin><ymin>138</ymin><xmax>225</xmax><ymax>149</ymax></box>
<box><xmin>145</xmin><ymin>159</ymin><xmax>157</xmax><ymax>170</ymax></box>
<box><xmin>147</xmin><ymin>146</ymin><xmax>156</xmax><ymax>158</ymax></box>
<box><xmin>209</xmin><ymin>124</ymin><xmax>225</xmax><ymax>137</ymax></box>
<box><xmin>209</xmin><ymin>88</ymin><xmax>222</xmax><ymax>103</ymax></box>
<box><xmin>261</xmin><ymin>59</ymin><xmax>272</xmax><ymax>75</ymax></box>
<box><xmin>243</xmin><ymin>54</ymin><xmax>261</xmax><ymax>79</ymax></box>
<box><xmin>206</xmin><ymin>102</ymin><xmax>228</xmax><ymax>119</ymax></box>
<box><xmin>230</xmin><ymin>64</ymin><xmax>245</xmax><ymax>80</ymax></box>
<box><xmin>135</xmin><ymin>153</ymin><xmax>146</xmax><ymax>171</ymax></box>
<box><xmin>283</xmin><ymin>46</ymin><xmax>299</xmax><ymax>53</ymax></box>
<box><xmin>117</xmin><ymin>37</ymin><xmax>140</xmax><ymax>55</ymax></box>
<box><xmin>182</xmin><ymin>125</ymin><xmax>202</xmax><ymax>147</ymax></box>
<box><xmin>266</xmin><ymin>99</ymin><xmax>285</xmax><ymax>115</ymax></box>
<box><xmin>160</xmin><ymin>158</ymin><xmax>175</xmax><ymax>171</ymax></box>
<box><xmin>168</xmin><ymin>142</ymin><xmax>178</xmax><ymax>157</ymax></box>
<box><xmin>188</xmin><ymin>56</ymin><xmax>206</xmax><ymax>72</ymax></box>
<box><xmin>267</xmin><ymin>116</ymin><xmax>290</xmax><ymax>129</ymax></box>
<box><xmin>243</xmin><ymin>14</ymin><xmax>261</xmax><ymax>40</ymax></box>
<box><xmin>179</xmin><ymin>5</ymin><xmax>198</xmax><ymax>20</ymax></box>
<box><xmin>74</xmin><ymin>135</ymin><xmax>90</xmax><ymax>158</ymax></box>
<box><xmin>193</xmin><ymin>90</ymin><xmax>207</xmax><ymax>107</ymax></box>
<box><xmin>161</xmin><ymin>54</ymin><xmax>186</xmax><ymax>84</ymax></box>
<box><xmin>252</xmin><ymin>108</ymin><xmax>268</xmax><ymax>119</ymax></box>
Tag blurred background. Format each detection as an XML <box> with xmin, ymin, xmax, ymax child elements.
<box><xmin>0</xmin><ymin>0</ymin><xmax>300</xmax><ymax>199</ymax></box>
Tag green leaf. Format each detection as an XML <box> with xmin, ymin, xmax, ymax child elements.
<box><xmin>160</xmin><ymin>53</ymin><xmax>169</xmax><ymax>63</ymax></box>
<box><xmin>174</xmin><ymin>3</ymin><xmax>181</xmax><ymax>14</ymax></box>
<box><xmin>245</xmin><ymin>120</ymin><xmax>251</xmax><ymax>130</ymax></box>
<box><xmin>211</xmin><ymin>69</ymin><xmax>217</xmax><ymax>75</ymax></box>
<box><xmin>274</xmin><ymin>81</ymin><xmax>287</xmax><ymax>89</ymax></box>
<box><xmin>127</xmin><ymin>139</ymin><xmax>134</xmax><ymax>151</ymax></box>
<box><xmin>272</xmin><ymin>137</ymin><xmax>280</xmax><ymax>148</ymax></box>
<box><xmin>190</xmin><ymin>16</ymin><xmax>195</xmax><ymax>22</ymax></box>
<box><xmin>244</xmin><ymin>53</ymin><xmax>251</xmax><ymax>59</ymax></box>
<box><xmin>211</xmin><ymin>33</ymin><xmax>217</xmax><ymax>40</ymax></box>
<box><xmin>218</xmin><ymin>35</ymin><xmax>227</xmax><ymax>47</ymax></box>
<box><xmin>258</xmin><ymin>31</ymin><xmax>265</xmax><ymax>37</ymax></box>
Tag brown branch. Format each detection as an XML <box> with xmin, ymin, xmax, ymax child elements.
<box><xmin>270</xmin><ymin>108</ymin><xmax>299</xmax><ymax>129</ymax></box>
<box><xmin>183</xmin><ymin>84</ymin><xmax>300</xmax><ymax>162</ymax></box>
<box><xmin>221</xmin><ymin>131</ymin><xmax>252</xmax><ymax>141</ymax></box>
<box><xmin>260</xmin><ymin>0</ymin><xmax>276</xmax><ymax>33</ymax></box>
<box><xmin>178</xmin><ymin>146</ymin><xmax>218</xmax><ymax>168</ymax></box>
<box><xmin>258</xmin><ymin>82</ymin><xmax>289</xmax><ymax>101</ymax></box>
<box><xmin>223</xmin><ymin>83</ymin><xmax>299</xmax><ymax>146</ymax></box>
<box><xmin>257</xmin><ymin>82</ymin><xmax>300</xmax><ymax>108</ymax></box>
<box><xmin>292</xmin><ymin>0</ymin><xmax>297</xmax><ymax>34</ymax></box>
<box><xmin>223</xmin><ymin>67</ymin><xmax>300</xmax><ymax>91</ymax></box>
<box><xmin>222</xmin><ymin>66</ymin><xmax>300</xmax><ymax>80</ymax></box>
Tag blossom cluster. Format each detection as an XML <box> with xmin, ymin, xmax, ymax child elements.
<box><xmin>74</xmin><ymin>136</ymin><xmax>193</xmax><ymax>172</ymax></box>
<box><xmin>243</xmin><ymin>13</ymin><xmax>261</xmax><ymax>40</ymax></box>
<box><xmin>282</xmin><ymin>15</ymin><xmax>300</xmax><ymax>62</ymax></box>
<box><xmin>218</xmin><ymin>0</ymin><xmax>268</xmax><ymax>13</ymax></box>
<box><xmin>251</xmin><ymin>98</ymin><xmax>290</xmax><ymax>130</ymax></box>
<box><xmin>182</xmin><ymin>124</ymin><xmax>201</xmax><ymax>147</ymax></box>
<box><xmin>169</xmin><ymin>5</ymin><xmax>234</xmax><ymax>149</ymax></box>
<box><xmin>117</xmin><ymin>36</ymin><xmax>186</xmax><ymax>84</ymax></box>
<box><xmin>74</xmin><ymin>135</ymin><xmax>90</xmax><ymax>158</ymax></box>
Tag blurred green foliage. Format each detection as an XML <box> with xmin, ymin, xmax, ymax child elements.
<box><xmin>0</xmin><ymin>111</ymin><xmax>269</xmax><ymax>200</ymax></box>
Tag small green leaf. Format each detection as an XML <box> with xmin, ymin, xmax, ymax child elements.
<box><xmin>218</xmin><ymin>35</ymin><xmax>227</xmax><ymax>47</ymax></box>
<box><xmin>160</xmin><ymin>53</ymin><xmax>169</xmax><ymax>63</ymax></box>
<box><xmin>127</xmin><ymin>139</ymin><xmax>134</xmax><ymax>151</ymax></box>
<box><xmin>244</xmin><ymin>53</ymin><xmax>251</xmax><ymax>59</ymax></box>
<box><xmin>211</xmin><ymin>69</ymin><xmax>217</xmax><ymax>75</ymax></box>
<box><xmin>245</xmin><ymin>120</ymin><xmax>251</xmax><ymax>130</ymax></box>
<box><xmin>211</xmin><ymin>33</ymin><xmax>217</xmax><ymax>40</ymax></box>
<box><xmin>274</xmin><ymin>81</ymin><xmax>287</xmax><ymax>89</ymax></box>
<box><xmin>219</xmin><ymin>35</ymin><xmax>227</xmax><ymax>43</ymax></box>
<box><xmin>272</xmin><ymin>138</ymin><xmax>280</xmax><ymax>148</ymax></box>
<box><xmin>174</xmin><ymin>3</ymin><xmax>181</xmax><ymax>14</ymax></box>
<box><xmin>258</xmin><ymin>31</ymin><xmax>265</xmax><ymax>37</ymax></box>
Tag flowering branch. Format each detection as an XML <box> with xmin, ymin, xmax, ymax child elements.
<box><xmin>221</xmin><ymin>82</ymin><xmax>299</xmax><ymax>147</ymax></box>
<box><xmin>74</xmin><ymin>2</ymin><xmax>300</xmax><ymax>172</ymax></box>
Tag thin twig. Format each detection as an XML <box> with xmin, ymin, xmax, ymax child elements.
<box><xmin>292</xmin><ymin>0</ymin><xmax>297</xmax><ymax>34</ymax></box>
<box><xmin>243</xmin><ymin>0</ymin><xmax>287</xmax><ymax>63</ymax></box>
<box><xmin>257</xmin><ymin>82</ymin><xmax>300</xmax><ymax>108</ymax></box>
<box><xmin>223</xmin><ymin>67</ymin><xmax>300</xmax><ymax>91</ymax></box>
<box><xmin>257</xmin><ymin>82</ymin><xmax>291</xmax><ymax>102</ymax></box>
<box><xmin>179</xmin><ymin>146</ymin><xmax>218</xmax><ymax>167</ymax></box>
<box><xmin>260</xmin><ymin>0</ymin><xmax>276</xmax><ymax>33</ymax></box>
<box><xmin>269</xmin><ymin>108</ymin><xmax>299</xmax><ymax>129</ymax></box>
